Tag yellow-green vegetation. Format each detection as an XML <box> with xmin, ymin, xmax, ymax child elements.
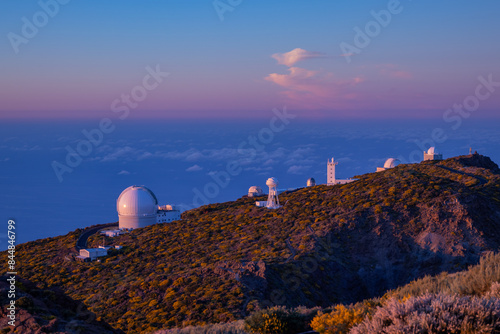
<box><xmin>244</xmin><ymin>306</ymin><xmax>318</xmax><ymax>334</ymax></box>
<box><xmin>2</xmin><ymin>155</ymin><xmax>500</xmax><ymax>334</ymax></box>
<box><xmin>310</xmin><ymin>302</ymin><xmax>376</xmax><ymax>334</ymax></box>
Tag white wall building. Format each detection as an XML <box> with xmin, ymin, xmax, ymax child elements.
<box><xmin>117</xmin><ymin>185</ymin><xmax>180</xmax><ymax>230</ymax></box>
<box><xmin>327</xmin><ymin>158</ymin><xmax>354</xmax><ymax>185</ymax></box>
<box><xmin>101</xmin><ymin>229</ymin><xmax>123</xmax><ymax>237</ymax></box>
<box><xmin>157</xmin><ymin>205</ymin><xmax>181</xmax><ymax>223</ymax></box>
<box><xmin>78</xmin><ymin>248</ymin><xmax>107</xmax><ymax>261</ymax></box>
<box><xmin>423</xmin><ymin>147</ymin><xmax>443</xmax><ymax>161</ymax></box>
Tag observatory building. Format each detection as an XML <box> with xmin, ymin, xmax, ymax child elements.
<box><xmin>248</xmin><ymin>186</ymin><xmax>264</xmax><ymax>197</ymax></box>
<box><xmin>255</xmin><ymin>177</ymin><xmax>282</xmax><ymax>209</ymax></box>
<box><xmin>117</xmin><ymin>186</ymin><xmax>157</xmax><ymax>229</ymax></box>
<box><xmin>306</xmin><ymin>178</ymin><xmax>316</xmax><ymax>187</ymax></box>
<box><xmin>266</xmin><ymin>177</ymin><xmax>281</xmax><ymax>209</ymax></box>
<box><xmin>327</xmin><ymin>158</ymin><xmax>354</xmax><ymax>185</ymax></box>
<box><xmin>377</xmin><ymin>158</ymin><xmax>400</xmax><ymax>172</ymax></box>
<box><xmin>423</xmin><ymin>147</ymin><xmax>443</xmax><ymax>161</ymax></box>
<box><xmin>117</xmin><ymin>185</ymin><xmax>180</xmax><ymax>230</ymax></box>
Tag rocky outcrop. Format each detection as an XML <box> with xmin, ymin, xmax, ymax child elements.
<box><xmin>454</xmin><ymin>153</ymin><xmax>500</xmax><ymax>172</ymax></box>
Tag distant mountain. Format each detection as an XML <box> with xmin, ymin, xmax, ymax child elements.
<box><xmin>2</xmin><ymin>154</ymin><xmax>500</xmax><ymax>333</ymax></box>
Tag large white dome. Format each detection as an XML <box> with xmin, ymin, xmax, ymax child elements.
<box><xmin>117</xmin><ymin>185</ymin><xmax>158</xmax><ymax>217</ymax></box>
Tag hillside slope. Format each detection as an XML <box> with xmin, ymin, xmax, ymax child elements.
<box><xmin>0</xmin><ymin>275</ymin><xmax>123</xmax><ymax>333</ymax></box>
<box><xmin>3</xmin><ymin>154</ymin><xmax>500</xmax><ymax>333</ymax></box>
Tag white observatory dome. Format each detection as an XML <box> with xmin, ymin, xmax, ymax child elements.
<box><xmin>307</xmin><ymin>178</ymin><xmax>316</xmax><ymax>187</ymax></box>
<box><xmin>117</xmin><ymin>185</ymin><xmax>158</xmax><ymax>229</ymax></box>
<box><xmin>383</xmin><ymin>158</ymin><xmax>399</xmax><ymax>169</ymax></box>
<box><xmin>248</xmin><ymin>186</ymin><xmax>264</xmax><ymax>197</ymax></box>
<box><xmin>266</xmin><ymin>177</ymin><xmax>279</xmax><ymax>187</ymax></box>
<box><xmin>427</xmin><ymin>147</ymin><xmax>435</xmax><ymax>155</ymax></box>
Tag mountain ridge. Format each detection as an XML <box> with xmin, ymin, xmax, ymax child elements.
<box><xmin>2</xmin><ymin>153</ymin><xmax>500</xmax><ymax>333</ymax></box>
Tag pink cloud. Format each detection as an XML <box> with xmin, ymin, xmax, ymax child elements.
<box><xmin>265</xmin><ymin>66</ymin><xmax>364</xmax><ymax>109</ymax></box>
<box><xmin>263</xmin><ymin>54</ymin><xmax>428</xmax><ymax>110</ymax></box>
<box><xmin>271</xmin><ymin>48</ymin><xmax>325</xmax><ymax>67</ymax></box>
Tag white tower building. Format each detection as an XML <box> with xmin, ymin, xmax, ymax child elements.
<box><xmin>117</xmin><ymin>185</ymin><xmax>158</xmax><ymax>229</ymax></box>
<box><xmin>327</xmin><ymin>158</ymin><xmax>338</xmax><ymax>185</ymax></box>
<box><xmin>266</xmin><ymin>177</ymin><xmax>281</xmax><ymax>209</ymax></box>
<box><xmin>327</xmin><ymin>158</ymin><xmax>354</xmax><ymax>185</ymax></box>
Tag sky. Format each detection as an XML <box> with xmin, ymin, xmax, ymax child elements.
<box><xmin>1</xmin><ymin>0</ymin><xmax>500</xmax><ymax>245</ymax></box>
<box><xmin>1</xmin><ymin>0</ymin><xmax>499</xmax><ymax>119</ymax></box>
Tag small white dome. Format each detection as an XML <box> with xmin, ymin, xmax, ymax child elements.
<box><xmin>427</xmin><ymin>147</ymin><xmax>435</xmax><ymax>155</ymax></box>
<box><xmin>266</xmin><ymin>177</ymin><xmax>279</xmax><ymax>187</ymax></box>
<box><xmin>383</xmin><ymin>158</ymin><xmax>399</xmax><ymax>169</ymax></box>
<box><xmin>249</xmin><ymin>186</ymin><xmax>263</xmax><ymax>193</ymax></box>
<box><xmin>248</xmin><ymin>186</ymin><xmax>264</xmax><ymax>197</ymax></box>
<box><xmin>307</xmin><ymin>178</ymin><xmax>316</xmax><ymax>187</ymax></box>
<box><xmin>117</xmin><ymin>185</ymin><xmax>158</xmax><ymax>217</ymax></box>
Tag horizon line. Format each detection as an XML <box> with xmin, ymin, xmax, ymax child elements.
<box><xmin>1</xmin><ymin>109</ymin><xmax>499</xmax><ymax>121</ymax></box>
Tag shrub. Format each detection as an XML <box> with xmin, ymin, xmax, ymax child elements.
<box><xmin>244</xmin><ymin>306</ymin><xmax>314</xmax><ymax>334</ymax></box>
<box><xmin>310</xmin><ymin>301</ymin><xmax>375</xmax><ymax>334</ymax></box>
<box><xmin>484</xmin><ymin>281</ymin><xmax>500</xmax><ymax>299</ymax></box>
<box><xmin>387</xmin><ymin>252</ymin><xmax>500</xmax><ymax>300</ymax></box>
<box><xmin>156</xmin><ymin>320</ymin><xmax>248</xmax><ymax>334</ymax></box>
<box><xmin>350</xmin><ymin>293</ymin><xmax>500</xmax><ymax>334</ymax></box>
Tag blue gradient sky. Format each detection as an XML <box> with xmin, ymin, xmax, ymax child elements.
<box><xmin>1</xmin><ymin>0</ymin><xmax>499</xmax><ymax>118</ymax></box>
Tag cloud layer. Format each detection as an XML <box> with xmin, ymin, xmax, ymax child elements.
<box><xmin>271</xmin><ymin>48</ymin><xmax>325</xmax><ymax>67</ymax></box>
<box><xmin>186</xmin><ymin>164</ymin><xmax>203</xmax><ymax>172</ymax></box>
